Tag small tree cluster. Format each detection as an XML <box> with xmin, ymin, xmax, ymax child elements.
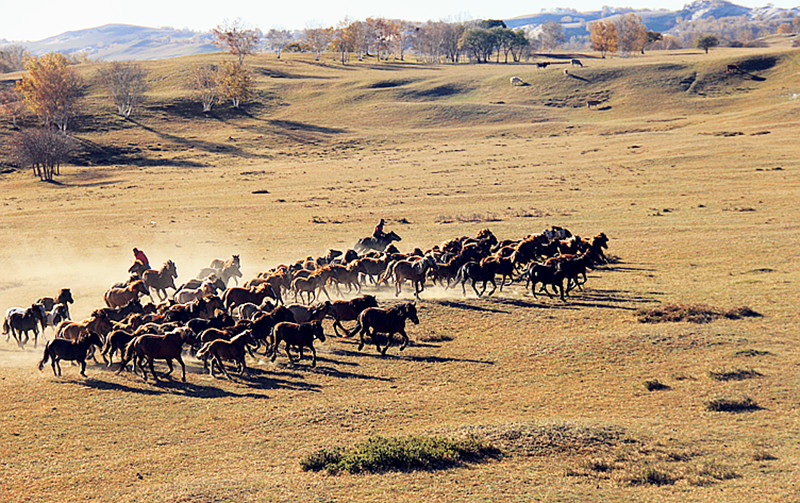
<box><xmin>97</xmin><ymin>62</ymin><xmax>148</xmax><ymax>118</ymax></box>
<box><xmin>217</xmin><ymin>61</ymin><xmax>252</xmax><ymax>109</ymax></box>
<box><xmin>8</xmin><ymin>127</ymin><xmax>74</xmax><ymax>181</ymax></box>
<box><xmin>589</xmin><ymin>14</ymin><xmax>647</xmax><ymax>57</ymax></box>
<box><xmin>188</xmin><ymin>63</ymin><xmax>220</xmax><ymax>112</ymax></box>
<box><xmin>0</xmin><ymin>87</ymin><xmax>26</xmax><ymax>128</ymax></box>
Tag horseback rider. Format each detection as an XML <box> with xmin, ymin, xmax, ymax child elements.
<box><xmin>373</xmin><ymin>219</ymin><xmax>386</xmax><ymax>239</ymax></box>
<box><xmin>132</xmin><ymin>248</ymin><xmax>150</xmax><ymax>269</ymax></box>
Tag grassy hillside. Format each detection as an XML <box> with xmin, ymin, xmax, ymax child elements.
<box><xmin>1</xmin><ymin>47</ymin><xmax>799</xmax><ymax>502</ymax></box>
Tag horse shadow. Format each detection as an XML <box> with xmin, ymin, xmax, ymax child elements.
<box><xmin>567</xmin><ymin>74</ymin><xmax>591</xmax><ymax>83</ymax></box>
<box><xmin>432</xmin><ymin>299</ymin><xmax>510</xmax><ymax>314</ymax></box>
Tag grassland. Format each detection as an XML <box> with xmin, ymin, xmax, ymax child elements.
<box><xmin>1</xmin><ymin>46</ymin><xmax>799</xmax><ymax>502</ymax></box>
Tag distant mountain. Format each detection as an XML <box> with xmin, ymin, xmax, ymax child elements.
<box><xmin>21</xmin><ymin>24</ymin><xmax>217</xmax><ymax>61</ymax></box>
<box><xmin>506</xmin><ymin>0</ymin><xmax>800</xmax><ymax>38</ymax></box>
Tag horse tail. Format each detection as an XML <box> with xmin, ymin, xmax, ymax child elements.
<box><xmin>378</xmin><ymin>260</ymin><xmax>397</xmax><ymax>284</ymax></box>
<box><xmin>195</xmin><ymin>341</ymin><xmax>212</xmax><ymax>359</ymax></box>
<box><xmin>38</xmin><ymin>342</ymin><xmax>51</xmax><ymax>371</ymax></box>
<box><xmin>2</xmin><ymin>316</ymin><xmax>8</xmax><ymax>335</ymax></box>
<box><xmin>117</xmin><ymin>338</ymin><xmax>137</xmax><ymax>373</ymax></box>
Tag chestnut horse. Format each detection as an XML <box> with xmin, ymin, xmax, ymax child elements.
<box><xmin>353</xmin><ymin>303</ymin><xmax>419</xmax><ymax>356</ymax></box>
<box><xmin>142</xmin><ymin>260</ymin><xmax>178</xmax><ymax>301</ymax></box>
<box><xmin>117</xmin><ymin>327</ymin><xmax>197</xmax><ymax>382</ymax></box>
<box><xmin>270</xmin><ymin>320</ymin><xmax>325</xmax><ymax>367</ymax></box>
<box><xmin>329</xmin><ymin>295</ymin><xmax>378</xmax><ymax>336</ymax></box>
<box><xmin>104</xmin><ymin>280</ymin><xmax>149</xmax><ymax>309</ymax></box>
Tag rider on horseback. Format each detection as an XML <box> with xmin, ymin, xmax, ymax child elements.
<box><xmin>133</xmin><ymin>248</ymin><xmax>150</xmax><ymax>269</ymax></box>
<box><xmin>373</xmin><ymin>219</ymin><xmax>386</xmax><ymax>239</ymax></box>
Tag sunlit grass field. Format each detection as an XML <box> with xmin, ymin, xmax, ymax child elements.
<box><xmin>1</xmin><ymin>46</ymin><xmax>799</xmax><ymax>502</ymax></box>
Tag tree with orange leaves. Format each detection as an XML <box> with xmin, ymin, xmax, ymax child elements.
<box><xmin>589</xmin><ymin>20</ymin><xmax>618</xmax><ymax>58</ymax></box>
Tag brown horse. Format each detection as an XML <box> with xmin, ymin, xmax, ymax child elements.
<box><xmin>270</xmin><ymin>320</ymin><xmax>325</xmax><ymax>367</ymax></box>
<box><xmin>196</xmin><ymin>331</ymin><xmax>255</xmax><ymax>378</ymax></box>
<box><xmin>38</xmin><ymin>331</ymin><xmax>104</xmax><ymax>377</ymax></box>
<box><xmin>223</xmin><ymin>284</ymin><xmax>278</xmax><ymax>312</ymax></box>
<box><xmin>38</xmin><ymin>288</ymin><xmax>74</xmax><ymax>319</ymax></box>
<box><xmin>353</xmin><ymin>303</ymin><xmax>419</xmax><ymax>356</ymax></box>
<box><xmin>329</xmin><ymin>295</ymin><xmax>378</xmax><ymax>337</ymax></box>
<box><xmin>56</xmin><ymin>311</ymin><xmax>113</xmax><ymax>341</ymax></box>
<box><xmin>101</xmin><ymin>329</ymin><xmax>135</xmax><ymax>368</ymax></box>
<box><xmin>104</xmin><ymin>280</ymin><xmax>149</xmax><ymax>309</ymax></box>
<box><xmin>383</xmin><ymin>255</ymin><xmax>438</xmax><ymax>300</ymax></box>
<box><xmin>286</xmin><ymin>301</ymin><xmax>332</xmax><ymax>324</ymax></box>
<box><xmin>117</xmin><ymin>327</ymin><xmax>197</xmax><ymax>382</ymax></box>
<box><xmin>142</xmin><ymin>260</ymin><xmax>178</xmax><ymax>301</ymax></box>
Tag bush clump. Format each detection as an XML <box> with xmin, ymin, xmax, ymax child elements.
<box><xmin>706</xmin><ymin>397</ymin><xmax>761</xmax><ymax>412</ymax></box>
<box><xmin>708</xmin><ymin>369</ymin><xmax>762</xmax><ymax>381</ymax></box>
<box><xmin>636</xmin><ymin>303</ymin><xmax>760</xmax><ymax>324</ymax></box>
<box><xmin>300</xmin><ymin>435</ymin><xmax>498</xmax><ymax>474</ymax></box>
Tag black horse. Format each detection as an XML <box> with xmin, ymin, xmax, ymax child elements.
<box><xmin>354</xmin><ymin>231</ymin><xmax>402</xmax><ymax>253</ymax></box>
<box><xmin>38</xmin><ymin>331</ymin><xmax>104</xmax><ymax>377</ymax></box>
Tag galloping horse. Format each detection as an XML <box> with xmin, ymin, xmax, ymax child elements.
<box><xmin>4</xmin><ymin>303</ymin><xmax>47</xmax><ymax>348</ymax></box>
<box><xmin>270</xmin><ymin>320</ymin><xmax>325</xmax><ymax>367</ymax></box>
<box><xmin>354</xmin><ymin>230</ymin><xmax>402</xmax><ymax>253</ymax></box>
<box><xmin>199</xmin><ymin>255</ymin><xmax>243</xmax><ymax>286</ymax></box>
<box><xmin>104</xmin><ymin>280</ymin><xmax>149</xmax><ymax>309</ymax></box>
<box><xmin>353</xmin><ymin>302</ymin><xmax>419</xmax><ymax>356</ymax></box>
<box><xmin>118</xmin><ymin>327</ymin><xmax>197</xmax><ymax>382</ymax></box>
<box><xmin>142</xmin><ymin>260</ymin><xmax>178</xmax><ymax>301</ymax></box>
<box><xmin>384</xmin><ymin>255</ymin><xmax>438</xmax><ymax>300</ymax></box>
<box><xmin>38</xmin><ymin>331</ymin><xmax>104</xmax><ymax>377</ymax></box>
<box><xmin>37</xmin><ymin>288</ymin><xmax>74</xmax><ymax>319</ymax></box>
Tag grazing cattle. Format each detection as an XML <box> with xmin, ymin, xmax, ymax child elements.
<box><xmin>196</xmin><ymin>331</ymin><xmax>255</xmax><ymax>378</ymax></box>
<box><xmin>142</xmin><ymin>260</ymin><xmax>178</xmax><ymax>301</ymax></box>
<box><xmin>726</xmin><ymin>64</ymin><xmax>740</xmax><ymax>73</ymax></box>
<box><xmin>563</xmin><ymin>69</ymin><xmax>570</xmax><ymax>75</ymax></box>
<box><xmin>38</xmin><ymin>331</ymin><xmax>104</xmax><ymax>377</ymax></box>
<box><xmin>510</xmin><ymin>76</ymin><xmax>524</xmax><ymax>86</ymax></box>
<box><xmin>118</xmin><ymin>327</ymin><xmax>197</xmax><ymax>382</ymax></box>
<box><xmin>536</xmin><ymin>62</ymin><xmax>550</xmax><ymax>69</ymax></box>
<box><xmin>329</xmin><ymin>295</ymin><xmax>379</xmax><ymax>337</ymax></box>
<box><xmin>104</xmin><ymin>280</ymin><xmax>149</xmax><ymax>309</ymax></box>
<box><xmin>38</xmin><ymin>288</ymin><xmax>74</xmax><ymax>319</ymax></box>
<box><xmin>353</xmin><ymin>303</ymin><xmax>419</xmax><ymax>356</ymax></box>
<box><xmin>571</xmin><ymin>59</ymin><xmax>583</xmax><ymax>67</ymax></box>
<box><xmin>271</xmin><ymin>320</ymin><xmax>325</xmax><ymax>367</ymax></box>
<box><xmin>587</xmin><ymin>100</ymin><xmax>601</xmax><ymax>109</ymax></box>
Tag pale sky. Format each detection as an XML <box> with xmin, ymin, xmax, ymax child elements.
<box><xmin>1</xmin><ymin>0</ymin><xmax>798</xmax><ymax>41</ymax></box>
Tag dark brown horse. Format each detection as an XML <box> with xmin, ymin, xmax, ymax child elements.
<box><xmin>4</xmin><ymin>302</ymin><xmax>47</xmax><ymax>348</ymax></box>
<box><xmin>196</xmin><ymin>331</ymin><xmax>254</xmax><ymax>378</ymax></box>
<box><xmin>353</xmin><ymin>303</ymin><xmax>419</xmax><ymax>356</ymax></box>
<box><xmin>117</xmin><ymin>327</ymin><xmax>197</xmax><ymax>382</ymax></box>
<box><xmin>38</xmin><ymin>331</ymin><xmax>104</xmax><ymax>377</ymax></box>
<box><xmin>329</xmin><ymin>295</ymin><xmax>378</xmax><ymax>336</ymax></box>
<box><xmin>270</xmin><ymin>320</ymin><xmax>325</xmax><ymax>367</ymax></box>
<box><xmin>223</xmin><ymin>284</ymin><xmax>278</xmax><ymax>312</ymax></box>
<box><xmin>101</xmin><ymin>329</ymin><xmax>135</xmax><ymax>368</ymax></box>
<box><xmin>104</xmin><ymin>280</ymin><xmax>149</xmax><ymax>309</ymax></box>
<box><xmin>354</xmin><ymin>230</ymin><xmax>402</xmax><ymax>253</ymax></box>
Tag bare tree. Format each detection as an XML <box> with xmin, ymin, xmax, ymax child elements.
<box><xmin>97</xmin><ymin>62</ymin><xmax>148</xmax><ymax>118</ymax></box>
<box><xmin>302</xmin><ymin>27</ymin><xmax>333</xmax><ymax>61</ymax></box>
<box><xmin>213</xmin><ymin>19</ymin><xmax>261</xmax><ymax>64</ymax></box>
<box><xmin>264</xmin><ymin>29</ymin><xmax>294</xmax><ymax>59</ymax></box>
<box><xmin>0</xmin><ymin>45</ymin><xmax>30</xmax><ymax>73</ymax></box>
<box><xmin>0</xmin><ymin>87</ymin><xmax>26</xmax><ymax>128</ymax></box>
<box><xmin>539</xmin><ymin>21</ymin><xmax>566</xmax><ymax>53</ymax></box>
<box><xmin>187</xmin><ymin>64</ymin><xmax>219</xmax><ymax>112</ymax></box>
<box><xmin>8</xmin><ymin>128</ymin><xmax>74</xmax><ymax>181</ymax></box>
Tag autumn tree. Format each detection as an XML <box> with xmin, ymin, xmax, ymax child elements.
<box><xmin>695</xmin><ymin>34</ymin><xmax>719</xmax><ymax>54</ymax></box>
<box><xmin>539</xmin><ymin>21</ymin><xmax>566</xmax><ymax>53</ymax></box>
<box><xmin>97</xmin><ymin>62</ymin><xmax>147</xmax><ymax>118</ymax></box>
<box><xmin>589</xmin><ymin>19</ymin><xmax>618</xmax><ymax>57</ymax></box>
<box><xmin>391</xmin><ymin>20</ymin><xmax>415</xmax><ymax>61</ymax></box>
<box><xmin>213</xmin><ymin>19</ymin><xmax>261</xmax><ymax>64</ymax></box>
<box><xmin>8</xmin><ymin>127</ymin><xmax>74</xmax><ymax>181</ymax></box>
<box><xmin>217</xmin><ymin>61</ymin><xmax>252</xmax><ymax>109</ymax></box>
<box><xmin>0</xmin><ymin>87</ymin><xmax>26</xmax><ymax>128</ymax></box>
<box><xmin>302</xmin><ymin>27</ymin><xmax>333</xmax><ymax>61</ymax></box>
<box><xmin>777</xmin><ymin>23</ymin><xmax>793</xmax><ymax>34</ymax></box>
<box><xmin>187</xmin><ymin>63</ymin><xmax>219</xmax><ymax>112</ymax></box>
<box><xmin>793</xmin><ymin>16</ymin><xmax>800</xmax><ymax>32</ymax></box>
<box><xmin>16</xmin><ymin>52</ymin><xmax>84</xmax><ymax>133</ymax></box>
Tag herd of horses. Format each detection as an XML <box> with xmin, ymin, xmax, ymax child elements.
<box><xmin>3</xmin><ymin>225</ymin><xmax>610</xmax><ymax>381</ymax></box>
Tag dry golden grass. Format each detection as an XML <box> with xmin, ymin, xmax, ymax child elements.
<box><xmin>1</xmin><ymin>47</ymin><xmax>800</xmax><ymax>502</ymax></box>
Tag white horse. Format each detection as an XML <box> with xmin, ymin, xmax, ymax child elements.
<box><xmin>44</xmin><ymin>303</ymin><xmax>70</xmax><ymax>336</ymax></box>
<box><xmin>174</xmin><ymin>280</ymin><xmax>216</xmax><ymax>305</ymax></box>
<box><xmin>510</xmin><ymin>76</ymin><xmax>524</xmax><ymax>86</ymax></box>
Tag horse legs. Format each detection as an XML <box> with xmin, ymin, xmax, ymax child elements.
<box><xmin>380</xmin><ymin>333</ymin><xmax>392</xmax><ymax>356</ymax></box>
<box><xmin>147</xmin><ymin>356</ymin><xmax>158</xmax><ymax>381</ymax></box>
<box><xmin>357</xmin><ymin>327</ymin><xmax>369</xmax><ymax>351</ymax></box>
<box><xmin>398</xmin><ymin>329</ymin><xmax>409</xmax><ymax>351</ymax></box>
<box><xmin>164</xmin><ymin>358</ymin><xmax>174</xmax><ymax>376</ymax></box>
<box><xmin>319</xmin><ymin>286</ymin><xmax>331</xmax><ymax>301</ymax></box>
<box><xmin>51</xmin><ymin>354</ymin><xmax>60</xmax><ymax>376</ymax></box>
<box><xmin>79</xmin><ymin>358</ymin><xmax>87</xmax><ymax>378</ymax></box>
<box><xmin>310</xmin><ymin>344</ymin><xmax>317</xmax><ymax>367</ymax></box>
<box><xmin>487</xmin><ymin>279</ymin><xmax>497</xmax><ymax>297</ymax></box>
<box><xmin>175</xmin><ymin>354</ymin><xmax>186</xmax><ymax>382</ymax></box>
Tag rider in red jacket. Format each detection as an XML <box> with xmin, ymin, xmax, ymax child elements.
<box><xmin>133</xmin><ymin>248</ymin><xmax>150</xmax><ymax>269</ymax></box>
<box><xmin>373</xmin><ymin>219</ymin><xmax>386</xmax><ymax>239</ymax></box>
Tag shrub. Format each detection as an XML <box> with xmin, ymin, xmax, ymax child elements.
<box><xmin>644</xmin><ymin>379</ymin><xmax>670</xmax><ymax>391</ymax></box>
<box><xmin>635</xmin><ymin>303</ymin><xmax>760</xmax><ymax>323</ymax></box>
<box><xmin>300</xmin><ymin>435</ymin><xmax>498</xmax><ymax>474</ymax></box>
<box><xmin>708</xmin><ymin>369</ymin><xmax>761</xmax><ymax>381</ymax></box>
<box><xmin>624</xmin><ymin>465</ymin><xmax>675</xmax><ymax>486</ymax></box>
<box><xmin>706</xmin><ymin>397</ymin><xmax>761</xmax><ymax>412</ymax></box>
